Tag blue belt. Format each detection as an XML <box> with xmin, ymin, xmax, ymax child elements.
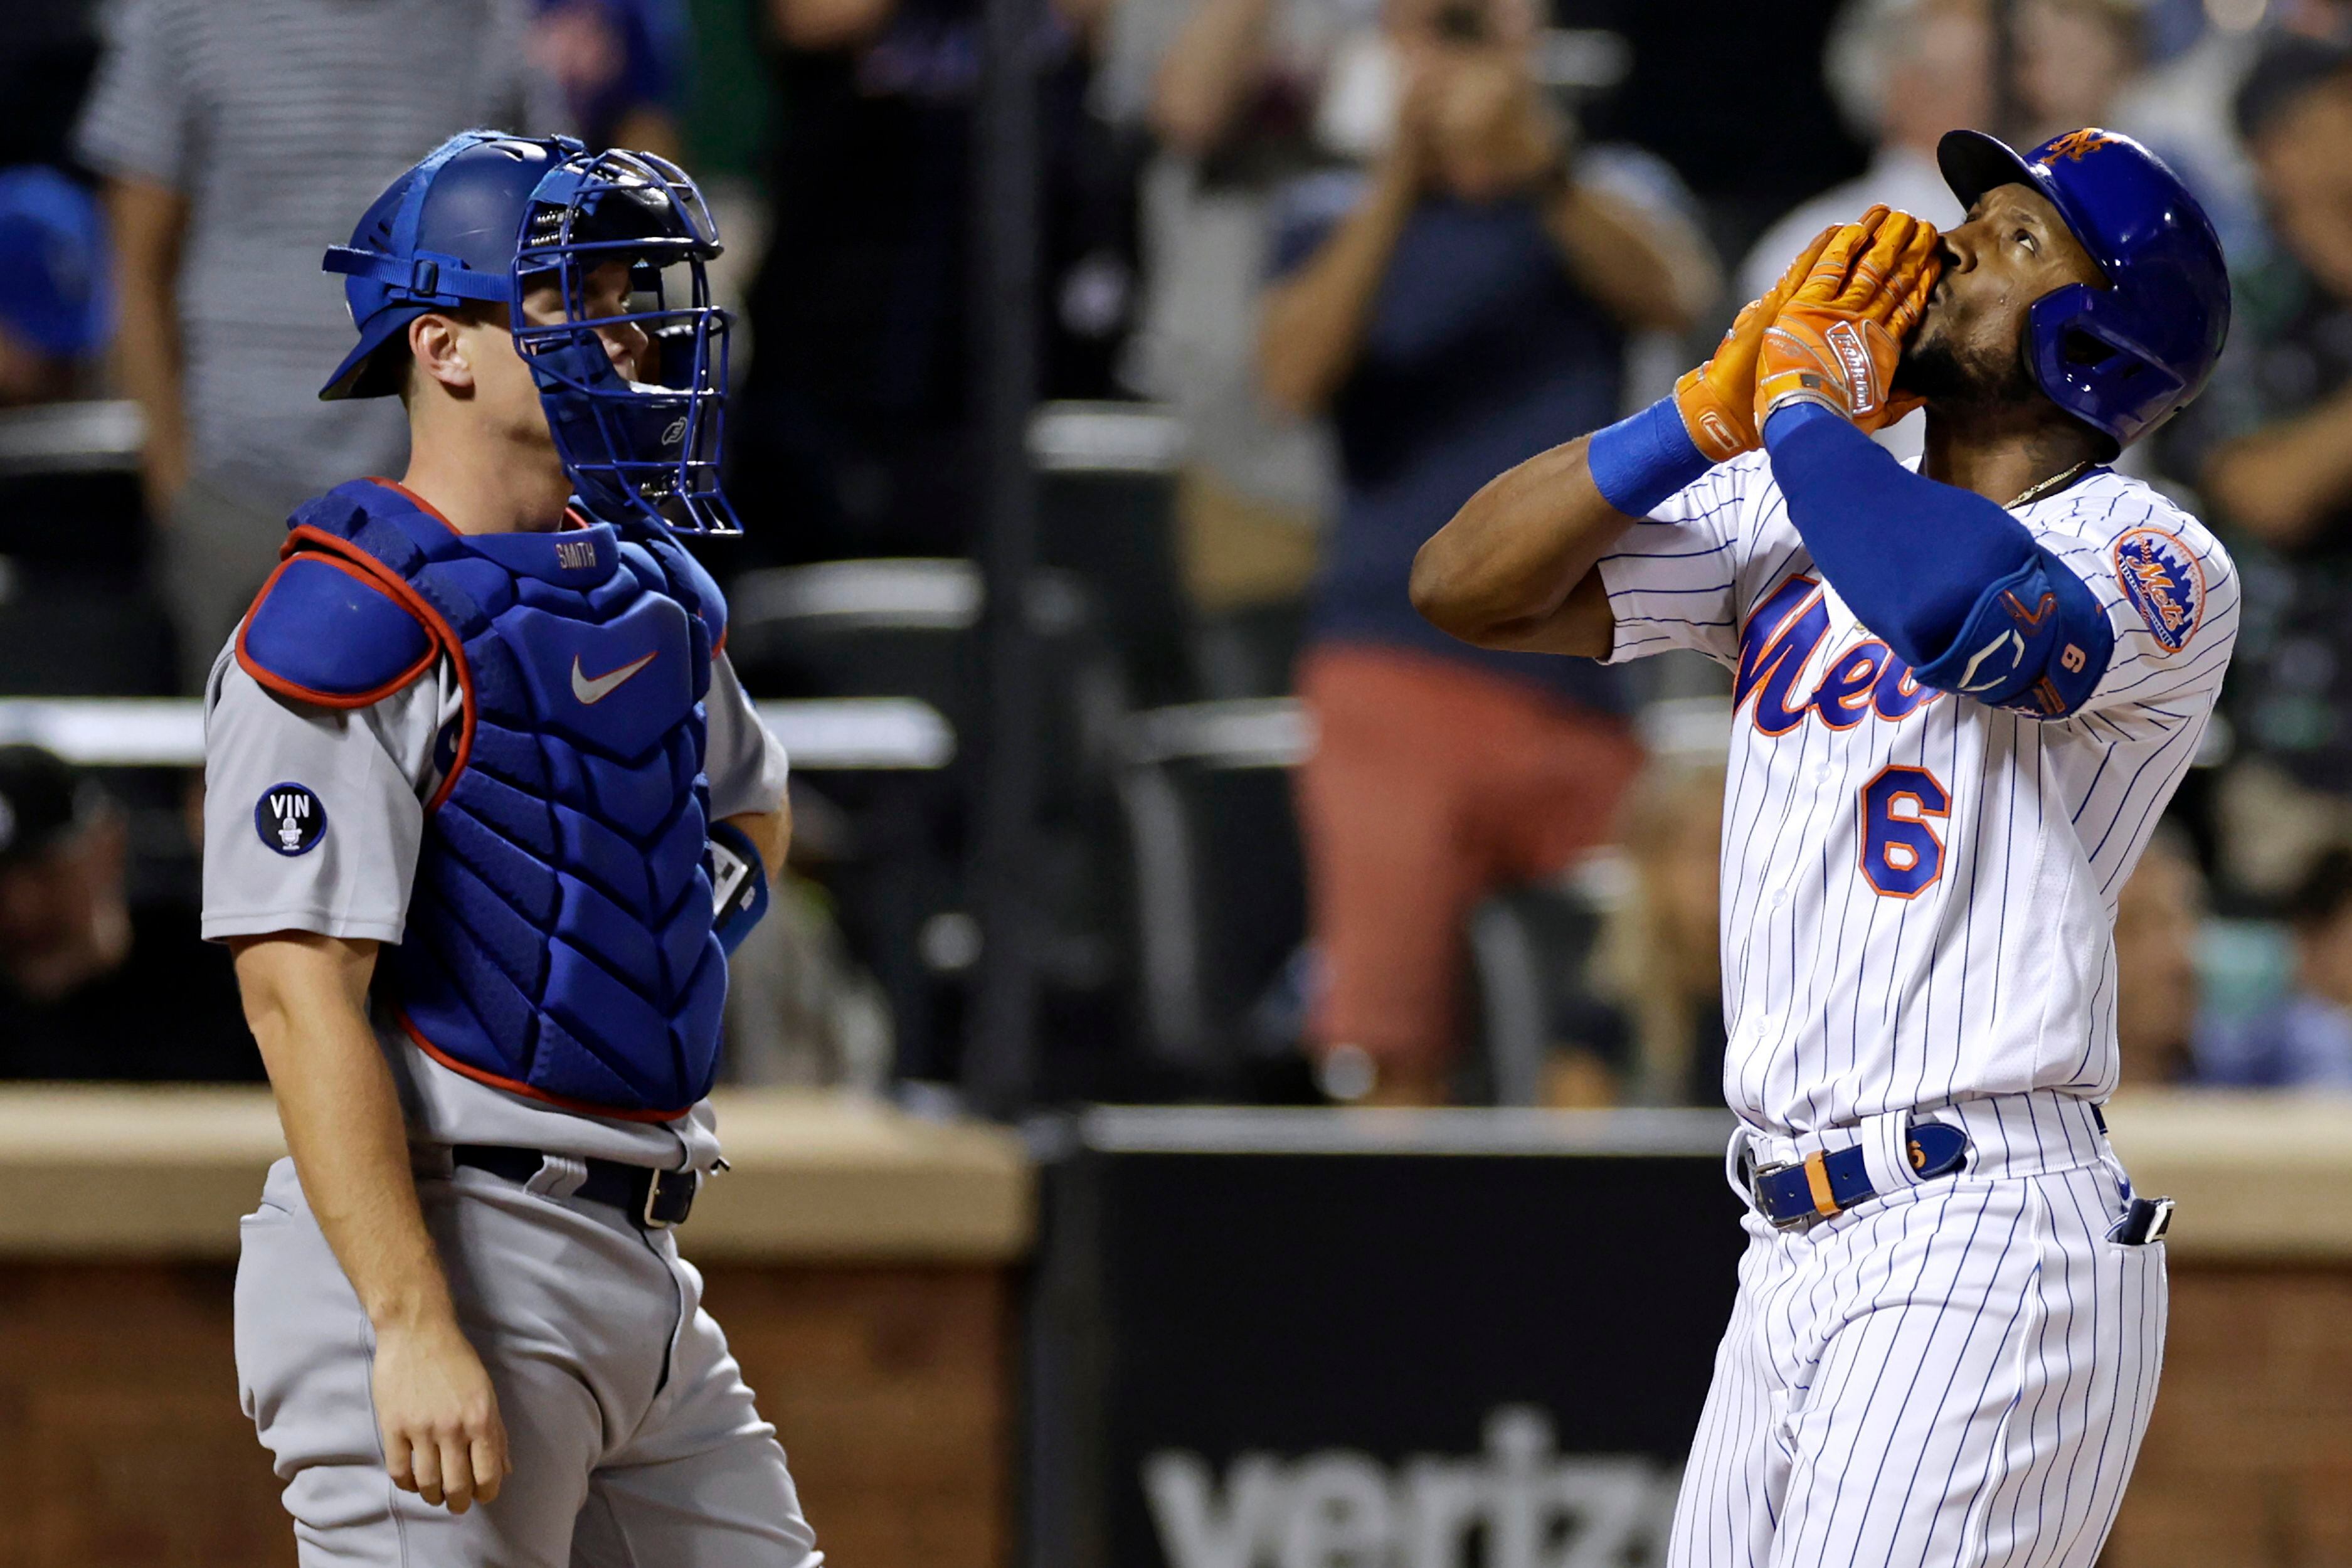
<box><xmin>1750</xmin><ymin>1120</ymin><xmax>1969</xmax><ymax>1227</ymax></box>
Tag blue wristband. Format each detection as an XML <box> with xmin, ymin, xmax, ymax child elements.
<box><xmin>1586</xmin><ymin>397</ymin><xmax>1712</xmax><ymax>517</ymax></box>
<box><xmin>707</xmin><ymin>819</ymin><xmax>771</xmax><ymax>956</ymax></box>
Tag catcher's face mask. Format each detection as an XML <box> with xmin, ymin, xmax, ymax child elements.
<box><xmin>511</xmin><ymin>147</ymin><xmax>739</xmax><ymax>536</ymax></box>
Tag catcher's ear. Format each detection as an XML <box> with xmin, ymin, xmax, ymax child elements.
<box><xmin>408</xmin><ymin>312</ymin><xmax>475</xmax><ymax>394</ymax></box>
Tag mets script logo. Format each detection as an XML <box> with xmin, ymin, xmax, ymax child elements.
<box><xmin>1736</xmin><ymin>575</ymin><xmax>1940</xmax><ymax>736</ymax></box>
<box><xmin>1824</xmin><ymin>320</ymin><xmax>1880</xmax><ymax>415</ymax></box>
<box><xmin>2038</xmin><ymin>129</ymin><xmax>2118</xmax><ymax>164</ymax></box>
<box><xmin>2111</xmin><ymin>527</ymin><xmax>2203</xmax><ymax>654</ymax></box>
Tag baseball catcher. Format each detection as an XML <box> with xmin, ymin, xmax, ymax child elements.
<box><xmin>205</xmin><ymin>132</ymin><xmax>816</xmax><ymax>1564</ymax></box>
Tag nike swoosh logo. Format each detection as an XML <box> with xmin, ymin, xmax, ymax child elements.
<box><xmin>571</xmin><ymin>651</ymin><xmax>658</xmax><ymax>705</ymax></box>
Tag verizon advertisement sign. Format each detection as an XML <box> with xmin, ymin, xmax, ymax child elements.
<box><xmin>1024</xmin><ymin>1110</ymin><xmax>1739</xmax><ymax>1568</ymax></box>
<box><xmin>1144</xmin><ymin>1409</ymin><xmax>1680</xmax><ymax>1568</ymax></box>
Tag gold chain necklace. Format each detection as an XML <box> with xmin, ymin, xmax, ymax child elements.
<box><xmin>2006</xmin><ymin>460</ymin><xmax>2096</xmax><ymax>511</ymax></box>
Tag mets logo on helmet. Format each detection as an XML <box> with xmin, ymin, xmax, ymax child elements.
<box><xmin>2111</xmin><ymin>527</ymin><xmax>2204</xmax><ymax>654</ymax></box>
<box><xmin>2039</xmin><ymin>129</ymin><xmax>2117</xmax><ymax>164</ymax></box>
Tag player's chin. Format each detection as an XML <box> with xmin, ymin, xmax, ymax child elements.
<box><xmin>1892</xmin><ymin>338</ymin><xmax>1932</xmax><ymax>401</ymax></box>
<box><xmin>1892</xmin><ymin>336</ymin><xmax>1967</xmax><ymax>409</ymax></box>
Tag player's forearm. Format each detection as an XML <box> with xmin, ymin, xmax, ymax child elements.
<box><xmin>1411</xmin><ymin>435</ymin><xmax>1629</xmax><ymax>656</ymax></box>
<box><xmin>1152</xmin><ymin>0</ymin><xmax>1278</xmax><ymax>156</ymax></box>
<box><xmin>104</xmin><ymin>177</ymin><xmax>191</xmax><ymax>512</ymax></box>
<box><xmin>1762</xmin><ymin>406</ymin><xmax>2114</xmax><ymax>714</ymax></box>
<box><xmin>721</xmin><ymin>803</ymin><xmax>790</xmax><ymax>877</ymax></box>
<box><xmin>1764</xmin><ymin>406</ymin><xmax>2037</xmax><ymax>669</ymax></box>
<box><xmin>233</xmin><ymin>935</ymin><xmax>457</xmax><ymax>1333</ymax></box>
<box><xmin>1257</xmin><ymin>161</ymin><xmax>1419</xmax><ymax>416</ymax></box>
<box><xmin>2201</xmin><ymin>390</ymin><xmax>2352</xmax><ymax>549</ymax></box>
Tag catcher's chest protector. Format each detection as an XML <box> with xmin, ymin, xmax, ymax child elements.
<box><xmin>255</xmin><ymin>480</ymin><xmax>728</xmax><ymax>1118</ymax></box>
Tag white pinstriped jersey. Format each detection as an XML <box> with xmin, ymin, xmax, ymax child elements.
<box><xmin>1599</xmin><ymin>452</ymin><xmax>2238</xmax><ymax>1138</ymax></box>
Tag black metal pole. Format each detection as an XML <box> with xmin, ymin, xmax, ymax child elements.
<box><xmin>1989</xmin><ymin>0</ymin><xmax>2026</xmax><ymax>146</ymax></box>
<box><xmin>967</xmin><ymin>0</ymin><xmax>1045</xmax><ymax>1116</ymax></box>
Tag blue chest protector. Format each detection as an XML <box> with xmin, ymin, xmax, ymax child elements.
<box><xmin>239</xmin><ymin>479</ymin><xmax>733</xmax><ymax>1119</ymax></box>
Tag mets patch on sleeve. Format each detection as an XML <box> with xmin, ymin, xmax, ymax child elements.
<box><xmin>2110</xmin><ymin>527</ymin><xmax>2203</xmax><ymax>654</ymax></box>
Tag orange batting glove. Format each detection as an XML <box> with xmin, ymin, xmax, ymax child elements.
<box><xmin>1753</xmin><ymin>209</ymin><xmax>1941</xmax><ymax>434</ymax></box>
<box><xmin>1671</xmin><ymin>220</ymin><xmax>1850</xmax><ymax>464</ymax></box>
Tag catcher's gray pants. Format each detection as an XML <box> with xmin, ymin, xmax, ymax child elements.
<box><xmin>235</xmin><ymin>1156</ymin><xmax>822</xmax><ymax>1567</ymax></box>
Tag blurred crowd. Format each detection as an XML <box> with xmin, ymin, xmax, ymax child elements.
<box><xmin>4</xmin><ymin>0</ymin><xmax>2352</xmax><ymax>1106</ymax></box>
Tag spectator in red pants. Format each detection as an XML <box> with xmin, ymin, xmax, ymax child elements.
<box><xmin>1258</xmin><ymin>0</ymin><xmax>1716</xmax><ymax>1103</ymax></box>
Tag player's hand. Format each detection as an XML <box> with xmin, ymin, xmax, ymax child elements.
<box><xmin>1671</xmin><ymin>220</ymin><xmax>1845</xmax><ymax>462</ymax></box>
<box><xmin>371</xmin><ymin>1316</ymin><xmax>512</xmax><ymax>1514</ymax></box>
<box><xmin>1753</xmin><ymin>207</ymin><xmax>1941</xmax><ymax>433</ymax></box>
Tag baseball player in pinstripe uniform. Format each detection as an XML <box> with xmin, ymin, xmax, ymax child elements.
<box><xmin>205</xmin><ymin>133</ymin><xmax>819</xmax><ymax>1563</ymax></box>
<box><xmin>1414</xmin><ymin>128</ymin><xmax>2232</xmax><ymax>1565</ymax></box>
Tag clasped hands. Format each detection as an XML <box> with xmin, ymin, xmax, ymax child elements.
<box><xmin>1674</xmin><ymin>205</ymin><xmax>1943</xmax><ymax>463</ymax></box>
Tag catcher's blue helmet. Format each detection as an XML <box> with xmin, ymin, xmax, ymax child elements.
<box><xmin>1938</xmin><ymin>126</ymin><xmax>2230</xmax><ymax>451</ymax></box>
<box><xmin>320</xmin><ymin>130</ymin><xmax>738</xmax><ymax>534</ymax></box>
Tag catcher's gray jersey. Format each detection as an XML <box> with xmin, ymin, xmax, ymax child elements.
<box><xmin>201</xmin><ymin>639</ymin><xmax>789</xmax><ymax>1171</ymax></box>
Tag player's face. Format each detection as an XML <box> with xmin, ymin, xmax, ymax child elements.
<box><xmin>452</xmin><ymin>261</ymin><xmax>647</xmax><ymax>469</ymax></box>
<box><xmin>517</xmin><ymin>261</ymin><xmax>651</xmax><ymax>384</ymax></box>
<box><xmin>1896</xmin><ymin>183</ymin><xmax>2105</xmax><ymax>410</ymax></box>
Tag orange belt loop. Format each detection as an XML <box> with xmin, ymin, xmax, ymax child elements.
<box><xmin>1803</xmin><ymin>1150</ymin><xmax>1840</xmax><ymax>1218</ymax></box>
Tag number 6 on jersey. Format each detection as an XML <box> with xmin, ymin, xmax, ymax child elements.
<box><xmin>1860</xmin><ymin>765</ymin><xmax>1949</xmax><ymax>897</ymax></box>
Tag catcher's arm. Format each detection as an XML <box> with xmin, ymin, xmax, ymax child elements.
<box><xmin>719</xmin><ymin>804</ymin><xmax>789</xmax><ymax>872</ymax></box>
<box><xmin>711</xmin><ymin>803</ymin><xmax>789</xmax><ymax>955</ymax></box>
<box><xmin>231</xmin><ymin>931</ymin><xmax>511</xmax><ymax>1515</ymax></box>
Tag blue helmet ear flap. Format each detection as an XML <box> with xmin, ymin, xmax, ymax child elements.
<box><xmin>2025</xmin><ymin>285</ymin><xmax>2193</xmax><ymax>450</ymax></box>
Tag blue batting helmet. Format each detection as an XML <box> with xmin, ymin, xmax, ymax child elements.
<box><xmin>320</xmin><ymin>130</ymin><xmax>738</xmax><ymax>534</ymax></box>
<box><xmin>1938</xmin><ymin>126</ymin><xmax>2230</xmax><ymax>451</ymax></box>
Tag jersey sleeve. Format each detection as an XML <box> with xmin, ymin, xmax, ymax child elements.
<box><xmin>73</xmin><ymin>0</ymin><xmax>199</xmax><ymax>191</ymax></box>
<box><xmin>2032</xmin><ymin>490</ymin><xmax>2240</xmax><ymax>724</ymax></box>
<box><xmin>1593</xmin><ymin>452</ymin><xmax>1762</xmax><ymax>670</ymax></box>
<box><xmin>703</xmin><ymin>651</ymin><xmax>789</xmax><ymax>822</ymax></box>
<box><xmin>200</xmin><ymin>651</ymin><xmax>438</xmax><ymax>945</ymax></box>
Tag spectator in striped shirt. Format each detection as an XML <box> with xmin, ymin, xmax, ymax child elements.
<box><xmin>72</xmin><ymin>0</ymin><xmax>564</xmax><ymax>691</ymax></box>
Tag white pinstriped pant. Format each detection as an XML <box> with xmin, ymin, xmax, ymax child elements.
<box><xmin>1668</xmin><ymin>1094</ymin><xmax>2167</xmax><ymax>1568</ymax></box>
